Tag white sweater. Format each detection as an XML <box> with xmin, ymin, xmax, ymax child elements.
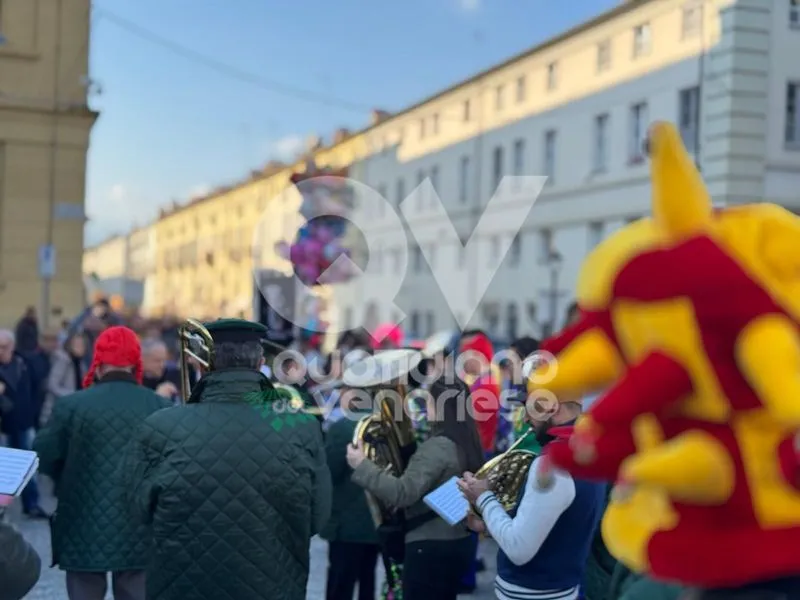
<box><xmin>476</xmin><ymin>457</ymin><xmax>579</xmax><ymax>600</ymax></box>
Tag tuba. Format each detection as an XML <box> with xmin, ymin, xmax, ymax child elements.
<box><xmin>178</xmin><ymin>318</ymin><xmax>214</xmax><ymax>403</ymax></box>
<box><xmin>347</xmin><ymin>349</ymin><xmax>421</xmax><ymax>527</ymax></box>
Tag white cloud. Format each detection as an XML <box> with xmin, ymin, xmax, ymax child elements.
<box><xmin>188</xmin><ymin>183</ymin><xmax>211</xmax><ymax>199</ymax></box>
<box><xmin>85</xmin><ymin>183</ymin><xmax>160</xmax><ymax>246</ymax></box>
<box><xmin>458</xmin><ymin>0</ymin><xmax>480</xmax><ymax>12</ymax></box>
<box><xmin>110</xmin><ymin>183</ymin><xmax>126</xmax><ymax>203</ymax></box>
<box><xmin>267</xmin><ymin>135</ymin><xmax>305</xmax><ymax>162</ymax></box>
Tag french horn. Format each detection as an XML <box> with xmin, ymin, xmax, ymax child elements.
<box><xmin>472</xmin><ymin>350</ymin><xmax>544</xmax><ymax>512</ymax></box>
<box><xmin>347</xmin><ymin>349</ymin><xmax>421</xmax><ymax>527</ymax></box>
<box><xmin>473</xmin><ymin>427</ymin><xmax>537</xmax><ymax>512</ymax></box>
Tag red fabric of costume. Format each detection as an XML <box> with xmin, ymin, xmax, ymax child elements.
<box><xmin>461</xmin><ymin>333</ymin><xmax>499</xmax><ymax>453</ymax></box>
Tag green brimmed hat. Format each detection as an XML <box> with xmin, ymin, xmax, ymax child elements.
<box><xmin>203</xmin><ymin>319</ymin><xmax>269</xmax><ymax>345</ymax></box>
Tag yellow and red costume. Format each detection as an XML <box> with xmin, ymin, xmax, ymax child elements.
<box><xmin>529</xmin><ymin>122</ymin><xmax>800</xmax><ymax>589</ymax></box>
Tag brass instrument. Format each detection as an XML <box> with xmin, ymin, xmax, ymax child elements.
<box><xmin>348</xmin><ymin>349</ymin><xmax>421</xmax><ymax>527</ymax></box>
<box><xmin>273</xmin><ymin>382</ymin><xmax>325</xmax><ymax>417</ymax></box>
<box><xmin>178</xmin><ymin>318</ymin><xmax>214</xmax><ymax>403</ymax></box>
<box><xmin>473</xmin><ymin>427</ymin><xmax>537</xmax><ymax>512</ymax></box>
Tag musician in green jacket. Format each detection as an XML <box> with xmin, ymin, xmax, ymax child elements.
<box><xmin>121</xmin><ymin>319</ymin><xmax>331</xmax><ymax>600</ymax></box>
<box><xmin>320</xmin><ymin>383</ymin><xmax>379</xmax><ymax>600</ymax></box>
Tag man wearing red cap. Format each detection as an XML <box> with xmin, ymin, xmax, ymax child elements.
<box><xmin>34</xmin><ymin>326</ymin><xmax>169</xmax><ymax>600</ymax></box>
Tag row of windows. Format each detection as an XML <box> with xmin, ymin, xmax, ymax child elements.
<box><xmin>412</xmin><ymin>1</ymin><xmax>700</xmax><ymax>144</ymax></box>
<box><xmin>405</xmin><ymin>1</ymin><xmax>800</xmax><ymax>148</ymax></box>
<box><xmin>367</xmin><ymin>218</ymin><xmax>638</xmax><ymax>277</ymax></box>
<box><xmin>366</xmin><ymin>87</ymin><xmax>700</xmax><ymax>220</ymax></box>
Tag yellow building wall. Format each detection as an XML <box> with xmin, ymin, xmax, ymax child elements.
<box><xmin>147</xmin><ymin>131</ymin><xmax>367</xmax><ymax>320</ymax></box>
<box><xmin>0</xmin><ymin>0</ymin><xmax>97</xmax><ymax>327</ymax></box>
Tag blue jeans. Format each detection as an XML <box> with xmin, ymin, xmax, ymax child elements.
<box><xmin>5</xmin><ymin>427</ymin><xmax>40</xmax><ymax>512</ymax></box>
<box><xmin>460</xmin><ymin>532</ymin><xmax>479</xmax><ymax>588</ymax></box>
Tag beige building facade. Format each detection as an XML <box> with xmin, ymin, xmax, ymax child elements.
<box><xmin>0</xmin><ymin>0</ymin><xmax>97</xmax><ymax>327</ymax></box>
<box><xmin>148</xmin><ymin>133</ymin><xmax>368</xmax><ymax>321</ymax></box>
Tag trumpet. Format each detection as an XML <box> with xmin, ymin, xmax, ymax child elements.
<box><xmin>473</xmin><ymin>427</ymin><xmax>538</xmax><ymax>513</ymax></box>
<box><xmin>178</xmin><ymin>318</ymin><xmax>214</xmax><ymax>403</ymax></box>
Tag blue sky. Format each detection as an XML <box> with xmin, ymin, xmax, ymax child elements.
<box><xmin>85</xmin><ymin>0</ymin><xmax>619</xmax><ymax>245</ymax></box>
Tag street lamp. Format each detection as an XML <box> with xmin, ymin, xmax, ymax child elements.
<box><xmin>543</xmin><ymin>249</ymin><xmax>563</xmax><ymax>338</ymax></box>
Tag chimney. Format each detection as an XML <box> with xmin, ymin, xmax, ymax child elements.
<box><xmin>333</xmin><ymin>128</ymin><xmax>350</xmax><ymax>144</ymax></box>
<box><xmin>306</xmin><ymin>135</ymin><xmax>322</xmax><ymax>152</ymax></box>
<box><xmin>370</xmin><ymin>109</ymin><xmax>390</xmax><ymax>126</ymax></box>
<box><xmin>263</xmin><ymin>160</ymin><xmax>285</xmax><ymax>175</ymax></box>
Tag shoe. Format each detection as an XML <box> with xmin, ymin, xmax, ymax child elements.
<box><xmin>24</xmin><ymin>506</ymin><xmax>51</xmax><ymax>519</ymax></box>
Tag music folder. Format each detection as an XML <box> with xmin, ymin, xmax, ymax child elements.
<box><xmin>0</xmin><ymin>447</ymin><xmax>39</xmax><ymax>497</ymax></box>
<box><xmin>423</xmin><ymin>476</ymin><xmax>469</xmax><ymax>526</ymax></box>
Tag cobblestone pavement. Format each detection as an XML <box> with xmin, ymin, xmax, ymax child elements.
<box><xmin>11</xmin><ymin>477</ymin><xmax>497</xmax><ymax>599</ymax></box>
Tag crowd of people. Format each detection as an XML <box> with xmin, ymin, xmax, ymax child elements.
<box><xmin>0</xmin><ymin>297</ymin><xmax>771</xmax><ymax>600</ymax></box>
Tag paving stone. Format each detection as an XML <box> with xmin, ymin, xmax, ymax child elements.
<box><xmin>11</xmin><ymin>477</ymin><xmax>497</xmax><ymax>599</ymax></box>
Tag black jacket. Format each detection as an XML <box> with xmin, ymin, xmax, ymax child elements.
<box><xmin>0</xmin><ymin>520</ymin><xmax>41</xmax><ymax>600</ymax></box>
<box><xmin>0</xmin><ymin>354</ymin><xmax>37</xmax><ymax>434</ymax></box>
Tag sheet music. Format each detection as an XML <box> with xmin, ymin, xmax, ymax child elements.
<box><xmin>423</xmin><ymin>476</ymin><xmax>469</xmax><ymax>526</ymax></box>
<box><xmin>0</xmin><ymin>447</ymin><xmax>39</xmax><ymax>497</ymax></box>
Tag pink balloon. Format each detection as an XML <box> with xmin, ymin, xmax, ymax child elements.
<box><xmin>315</xmin><ymin>226</ymin><xmax>335</xmax><ymax>245</ymax></box>
<box><xmin>289</xmin><ymin>244</ymin><xmax>305</xmax><ymax>263</ymax></box>
<box><xmin>305</xmin><ymin>239</ymin><xmax>324</xmax><ymax>257</ymax></box>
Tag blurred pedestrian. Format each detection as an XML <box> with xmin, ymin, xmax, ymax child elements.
<box><xmin>0</xmin><ymin>330</ymin><xmax>47</xmax><ymax>518</ymax></box>
<box><xmin>41</xmin><ymin>332</ymin><xmax>89</xmax><ymax>427</ymax></box>
<box><xmin>140</xmin><ymin>339</ymin><xmax>181</xmax><ymax>402</ymax></box>
<box><xmin>14</xmin><ymin>307</ymin><xmax>39</xmax><ymax>355</ymax></box>
<box><xmin>321</xmin><ymin>385</ymin><xmax>380</xmax><ymax>600</ymax></box>
<box><xmin>34</xmin><ymin>326</ymin><xmax>169</xmax><ymax>600</ymax></box>
<box><xmin>25</xmin><ymin>329</ymin><xmax>60</xmax><ymax>430</ymax></box>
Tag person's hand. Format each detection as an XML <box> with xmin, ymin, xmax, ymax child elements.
<box><xmin>457</xmin><ymin>472</ymin><xmax>490</xmax><ymax>504</ymax></box>
<box><xmin>466</xmin><ymin>512</ymin><xmax>486</xmax><ymax>534</ymax></box>
<box><xmin>0</xmin><ymin>495</ymin><xmax>14</xmax><ymax>507</ymax></box>
<box><xmin>346</xmin><ymin>441</ymin><xmax>366</xmax><ymax>470</ymax></box>
<box><xmin>155</xmin><ymin>382</ymin><xmax>178</xmax><ymax>398</ymax></box>
<box><xmin>0</xmin><ymin>381</ymin><xmax>5</xmax><ymax>395</ymax></box>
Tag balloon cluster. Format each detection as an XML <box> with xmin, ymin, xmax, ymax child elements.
<box><xmin>276</xmin><ymin>162</ymin><xmax>358</xmax><ymax>287</ymax></box>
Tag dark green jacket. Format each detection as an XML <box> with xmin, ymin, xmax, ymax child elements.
<box><xmin>352</xmin><ymin>435</ymin><xmax>469</xmax><ymax>544</ymax></box>
<box><xmin>583</xmin><ymin>485</ymin><xmax>617</xmax><ymax>600</ymax></box>
<box><xmin>0</xmin><ymin>521</ymin><xmax>41</xmax><ymax>600</ymax></box>
<box><xmin>607</xmin><ymin>563</ymin><xmax>684</xmax><ymax>600</ymax></box>
<box><xmin>121</xmin><ymin>369</ymin><xmax>331</xmax><ymax>600</ymax></box>
<box><xmin>320</xmin><ymin>416</ymin><xmax>379</xmax><ymax>545</ymax></box>
<box><xmin>34</xmin><ymin>373</ymin><xmax>169</xmax><ymax>571</ymax></box>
